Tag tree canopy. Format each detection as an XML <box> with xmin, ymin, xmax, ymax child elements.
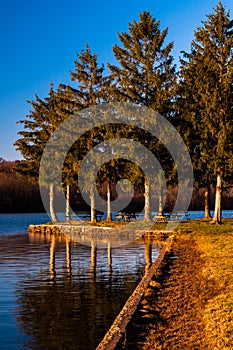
<box><xmin>178</xmin><ymin>1</ymin><xmax>233</xmax><ymax>223</ymax></box>
<box><xmin>13</xmin><ymin>3</ymin><xmax>233</xmax><ymax>224</ymax></box>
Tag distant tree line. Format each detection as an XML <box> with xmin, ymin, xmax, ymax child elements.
<box><xmin>0</xmin><ymin>158</ymin><xmax>232</xmax><ymax>213</ymax></box>
<box><xmin>0</xmin><ymin>158</ymin><xmax>43</xmax><ymax>213</ymax></box>
<box><xmin>13</xmin><ymin>2</ymin><xmax>233</xmax><ymax>223</ymax></box>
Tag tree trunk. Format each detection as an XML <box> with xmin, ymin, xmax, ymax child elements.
<box><xmin>107</xmin><ymin>182</ymin><xmax>112</xmax><ymax>221</ymax></box>
<box><xmin>211</xmin><ymin>174</ymin><xmax>222</xmax><ymax>224</ymax></box>
<box><xmin>49</xmin><ymin>183</ymin><xmax>58</xmax><ymax>222</ymax></box>
<box><xmin>204</xmin><ymin>182</ymin><xmax>211</xmax><ymax>220</ymax></box>
<box><xmin>66</xmin><ymin>184</ymin><xmax>70</xmax><ymax>222</ymax></box>
<box><xmin>144</xmin><ymin>178</ymin><xmax>151</xmax><ymax>221</ymax></box>
<box><xmin>90</xmin><ymin>188</ymin><xmax>96</xmax><ymax>223</ymax></box>
<box><xmin>157</xmin><ymin>172</ymin><xmax>163</xmax><ymax>215</ymax></box>
<box><xmin>158</xmin><ymin>180</ymin><xmax>163</xmax><ymax>215</ymax></box>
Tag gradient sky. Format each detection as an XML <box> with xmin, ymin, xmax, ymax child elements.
<box><xmin>1</xmin><ymin>0</ymin><xmax>233</xmax><ymax>160</ymax></box>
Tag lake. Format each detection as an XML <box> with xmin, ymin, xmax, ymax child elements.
<box><xmin>0</xmin><ymin>213</ymin><xmax>160</xmax><ymax>350</ymax></box>
<box><xmin>0</xmin><ymin>210</ymin><xmax>232</xmax><ymax>349</ymax></box>
<box><xmin>1</xmin><ymin>210</ymin><xmax>232</xmax><ymax>236</ymax></box>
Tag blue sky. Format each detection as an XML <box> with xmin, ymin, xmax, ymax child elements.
<box><xmin>1</xmin><ymin>0</ymin><xmax>233</xmax><ymax>160</ymax></box>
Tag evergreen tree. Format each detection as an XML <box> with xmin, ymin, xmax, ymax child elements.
<box><xmin>14</xmin><ymin>84</ymin><xmax>64</xmax><ymax>222</ymax></box>
<box><xmin>65</xmin><ymin>44</ymin><xmax>107</xmax><ymax>222</ymax></box>
<box><xmin>15</xmin><ymin>45</ymin><xmax>107</xmax><ymax>223</ymax></box>
<box><xmin>108</xmin><ymin>11</ymin><xmax>176</xmax><ymax>219</ymax></box>
<box><xmin>178</xmin><ymin>1</ymin><xmax>233</xmax><ymax>223</ymax></box>
<box><xmin>59</xmin><ymin>43</ymin><xmax>106</xmax><ymax>111</ymax></box>
<box><xmin>108</xmin><ymin>11</ymin><xmax>176</xmax><ymax>114</ymax></box>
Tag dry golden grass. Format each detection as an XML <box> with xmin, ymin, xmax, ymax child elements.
<box><xmin>177</xmin><ymin>220</ymin><xmax>233</xmax><ymax>349</ymax></box>
<box><xmin>120</xmin><ymin>219</ymin><xmax>233</xmax><ymax>349</ymax></box>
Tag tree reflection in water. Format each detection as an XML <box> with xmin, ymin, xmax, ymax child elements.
<box><xmin>14</xmin><ymin>232</ymin><xmax>157</xmax><ymax>350</ymax></box>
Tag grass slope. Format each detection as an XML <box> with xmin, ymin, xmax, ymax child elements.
<box><xmin>177</xmin><ymin>220</ymin><xmax>233</xmax><ymax>349</ymax></box>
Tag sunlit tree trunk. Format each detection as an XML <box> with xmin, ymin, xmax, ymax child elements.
<box><xmin>65</xmin><ymin>184</ymin><xmax>70</xmax><ymax>222</ymax></box>
<box><xmin>158</xmin><ymin>178</ymin><xmax>163</xmax><ymax>215</ymax></box>
<box><xmin>204</xmin><ymin>182</ymin><xmax>211</xmax><ymax>219</ymax></box>
<box><xmin>107</xmin><ymin>181</ymin><xmax>112</xmax><ymax>221</ymax></box>
<box><xmin>144</xmin><ymin>178</ymin><xmax>151</xmax><ymax>221</ymax></box>
<box><xmin>211</xmin><ymin>174</ymin><xmax>222</xmax><ymax>224</ymax></box>
<box><xmin>49</xmin><ymin>183</ymin><xmax>58</xmax><ymax>222</ymax></box>
<box><xmin>90</xmin><ymin>187</ymin><xmax>96</xmax><ymax>223</ymax></box>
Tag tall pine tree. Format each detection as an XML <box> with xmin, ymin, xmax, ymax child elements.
<box><xmin>108</xmin><ymin>11</ymin><xmax>176</xmax><ymax>219</ymax></box>
<box><xmin>108</xmin><ymin>11</ymin><xmax>176</xmax><ymax>114</ymax></box>
<box><xmin>178</xmin><ymin>1</ymin><xmax>233</xmax><ymax>223</ymax></box>
<box><xmin>14</xmin><ymin>84</ymin><xmax>64</xmax><ymax>222</ymax></box>
<box><xmin>15</xmin><ymin>45</ymin><xmax>107</xmax><ymax>223</ymax></box>
<box><xmin>59</xmin><ymin>44</ymin><xmax>107</xmax><ymax>222</ymax></box>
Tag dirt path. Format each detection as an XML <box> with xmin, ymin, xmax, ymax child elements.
<box><xmin>118</xmin><ymin>236</ymin><xmax>221</xmax><ymax>350</ymax></box>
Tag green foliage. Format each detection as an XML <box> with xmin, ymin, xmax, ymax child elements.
<box><xmin>14</xmin><ymin>84</ymin><xmax>65</xmax><ymax>183</ymax></box>
<box><xmin>108</xmin><ymin>11</ymin><xmax>176</xmax><ymax>117</ymax></box>
<box><xmin>70</xmin><ymin>43</ymin><xmax>106</xmax><ymax>106</ymax></box>
<box><xmin>13</xmin><ymin>4</ymin><xmax>233</xmax><ymax>221</ymax></box>
<box><xmin>178</xmin><ymin>1</ymin><xmax>233</xmax><ymax>185</ymax></box>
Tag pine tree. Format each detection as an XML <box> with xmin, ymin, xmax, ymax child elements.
<box><xmin>15</xmin><ymin>45</ymin><xmax>108</xmax><ymax>223</ymax></box>
<box><xmin>178</xmin><ymin>1</ymin><xmax>233</xmax><ymax>223</ymax></box>
<box><xmin>58</xmin><ymin>44</ymin><xmax>114</xmax><ymax>223</ymax></box>
<box><xmin>59</xmin><ymin>43</ymin><xmax>106</xmax><ymax>111</ymax></box>
<box><xmin>108</xmin><ymin>11</ymin><xmax>176</xmax><ymax>114</ymax></box>
<box><xmin>108</xmin><ymin>11</ymin><xmax>176</xmax><ymax>219</ymax></box>
<box><xmin>14</xmin><ymin>84</ymin><xmax>64</xmax><ymax>222</ymax></box>
<box><xmin>64</xmin><ymin>44</ymin><xmax>107</xmax><ymax>222</ymax></box>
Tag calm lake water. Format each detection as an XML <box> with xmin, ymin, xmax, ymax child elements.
<box><xmin>0</xmin><ymin>213</ymin><xmax>161</xmax><ymax>350</ymax></box>
<box><xmin>0</xmin><ymin>210</ymin><xmax>232</xmax><ymax>349</ymax></box>
<box><xmin>1</xmin><ymin>210</ymin><xmax>232</xmax><ymax>236</ymax></box>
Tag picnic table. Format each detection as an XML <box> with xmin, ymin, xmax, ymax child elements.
<box><xmin>169</xmin><ymin>211</ymin><xmax>189</xmax><ymax>220</ymax></box>
<box><xmin>116</xmin><ymin>212</ymin><xmax>138</xmax><ymax>221</ymax></box>
<box><xmin>153</xmin><ymin>212</ymin><xmax>170</xmax><ymax>222</ymax></box>
<box><xmin>76</xmin><ymin>213</ymin><xmax>104</xmax><ymax>221</ymax></box>
<box><xmin>153</xmin><ymin>211</ymin><xmax>189</xmax><ymax>222</ymax></box>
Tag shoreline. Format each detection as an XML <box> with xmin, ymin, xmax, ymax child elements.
<box><xmin>28</xmin><ymin>219</ymin><xmax>233</xmax><ymax>348</ymax></box>
<box><xmin>117</xmin><ymin>220</ymin><xmax>233</xmax><ymax>349</ymax></box>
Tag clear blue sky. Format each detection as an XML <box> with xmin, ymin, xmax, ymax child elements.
<box><xmin>1</xmin><ymin>0</ymin><xmax>233</xmax><ymax>160</ymax></box>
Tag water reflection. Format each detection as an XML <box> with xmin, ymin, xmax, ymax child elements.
<box><xmin>49</xmin><ymin>234</ymin><xmax>56</xmax><ymax>282</ymax></box>
<box><xmin>66</xmin><ymin>238</ymin><xmax>72</xmax><ymax>279</ymax></box>
<box><xmin>145</xmin><ymin>241</ymin><xmax>153</xmax><ymax>272</ymax></box>
<box><xmin>0</xmin><ymin>233</ymin><xmax>159</xmax><ymax>350</ymax></box>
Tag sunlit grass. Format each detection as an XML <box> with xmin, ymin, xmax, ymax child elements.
<box><xmin>90</xmin><ymin>220</ymin><xmax>127</xmax><ymax>227</ymax></box>
<box><xmin>175</xmin><ymin>219</ymin><xmax>233</xmax><ymax>349</ymax></box>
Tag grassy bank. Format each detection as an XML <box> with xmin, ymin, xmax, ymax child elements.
<box><xmin>176</xmin><ymin>219</ymin><xmax>233</xmax><ymax>349</ymax></box>
<box><xmin>120</xmin><ymin>219</ymin><xmax>233</xmax><ymax>349</ymax></box>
